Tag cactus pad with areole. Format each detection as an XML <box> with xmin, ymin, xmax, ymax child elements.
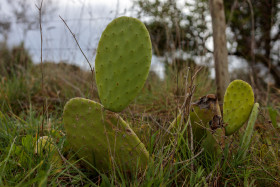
<box><xmin>95</xmin><ymin>16</ymin><xmax>152</xmax><ymax>112</ymax></box>
<box><xmin>63</xmin><ymin>97</ymin><xmax>149</xmax><ymax>172</ymax></box>
<box><xmin>224</xmin><ymin>80</ymin><xmax>254</xmax><ymax>136</ymax></box>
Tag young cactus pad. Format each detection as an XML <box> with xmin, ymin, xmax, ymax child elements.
<box><xmin>224</xmin><ymin>80</ymin><xmax>254</xmax><ymax>136</ymax></box>
<box><xmin>63</xmin><ymin>98</ymin><xmax>149</xmax><ymax>172</ymax></box>
<box><xmin>239</xmin><ymin>102</ymin><xmax>259</xmax><ymax>159</ymax></box>
<box><xmin>95</xmin><ymin>16</ymin><xmax>152</xmax><ymax>112</ymax></box>
<box><xmin>34</xmin><ymin>136</ymin><xmax>63</xmax><ymax>172</ymax></box>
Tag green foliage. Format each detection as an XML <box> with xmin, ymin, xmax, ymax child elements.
<box><xmin>63</xmin><ymin>97</ymin><xmax>150</xmax><ymax>172</ymax></box>
<box><xmin>224</xmin><ymin>80</ymin><xmax>254</xmax><ymax>136</ymax></box>
<box><xmin>224</xmin><ymin>0</ymin><xmax>280</xmax><ymax>85</ymax></box>
<box><xmin>34</xmin><ymin>136</ymin><xmax>63</xmax><ymax>172</ymax></box>
<box><xmin>0</xmin><ymin>70</ymin><xmax>279</xmax><ymax>185</ymax></box>
<box><xmin>0</xmin><ymin>109</ymin><xmax>68</xmax><ymax>186</ymax></box>
<box><xmin>0</xmin><ymin>43</ymin><xmax>36</xmax><ymax>113</ymax></box>
<box><xmin>0</xmin><ymin>42</ymin><xmax>32</xmax><ymax>77</ymax></box>
<box><xmin>268</xmin><ymin>106</ymin><xmax>279</xmax><ymax>128</ymax></box>
<box><xmin>0</xmin><ymin>72</ymin><xmax>39</xmax><ymax>114</ymax></box>
<box><xmin>202</xmin><ymin>128</ymin><xmax>223</xmax><ymax>159</ymax></box>
<box><xmin>238</xmin><ymin>103</ymin><xmax>260</xmax><ymax>159</ymax></box>
<box><xmin>136</xmin><ymin>0</ymin><xmax>280</xmax><ymax>86</ymax></box>
<box><xmin>167</xmin><ymin>112</ymin><xmax>183</xmax><ymax>132</ymax></box>
<box><xmin>95</xmin><ymin>16</ymin><xmax>152</xmax><ymax>112</ymax></box>
<box><xmin>135</xmin><ymin>0</ymin><xmax>209</xmax><ymax>56</ymax></box>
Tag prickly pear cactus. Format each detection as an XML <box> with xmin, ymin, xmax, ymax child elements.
<box><xmin>224</xmin><ymin>80</ymin><xmax>254</xmax><ymax>136</ymax></box>
<box><xmin>95</xmin><ymin>16</ymin><xmax>152</xmax><ymax>112</ymax></box>
<box><xmin>63</xmin><ymin>98</ymin><xmax>149</xmax><ymax>172</ymax></box>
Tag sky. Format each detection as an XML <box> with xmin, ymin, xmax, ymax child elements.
<box><xmin>2</xmin><ymin>0</ymin><xmax>132</xmax><ymax>64</ymax></box>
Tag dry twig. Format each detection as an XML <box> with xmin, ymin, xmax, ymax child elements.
<box><xmin>35</xmin><ymin>0</ymin><xmax>45</xmax><ymax>135</ymax></box>
<box><xmin>59</xmin><ymin>15</ymin><xmax>96</xmax><ymax>98</ymax></box>
<box><xmin>183</xmin><ymin>67</ymin><xmax>202</xmax><ymax>171</ymax></box>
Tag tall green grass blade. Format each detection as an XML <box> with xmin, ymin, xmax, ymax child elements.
<box><xmin>239</xmin><ymin>103</ymin><xmax>260</xmax><ymax>159</ymax></box>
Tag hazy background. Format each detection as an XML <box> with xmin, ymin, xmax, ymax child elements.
<box><xmin>0</xmin><ymin>0</ymin><xmax>279</xmax><ymax>82</ymax></box>
<box><xmin>0</xmin><ymin>0</ymin><xmax>240</xmax><ymax>79</ymax></box>
<box><xmin>1</xmin><ymin>0</ymin><xmax>132</xmax><ymax>65</ymax></box>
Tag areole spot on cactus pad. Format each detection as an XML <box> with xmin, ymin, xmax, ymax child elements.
<box><xmin>63</xmin><ymin>98</ymin><xmax>149</xmax><ymax>172</ymax></box>
<box><xmin>95</xmin><ymin>16</ymin><xmax>152</xmax><ymax>112</ymax></box>
<box><xmin>224</xmin><ymin>80</ymin><xmax>254</xmax><ymax>136</ymax></box>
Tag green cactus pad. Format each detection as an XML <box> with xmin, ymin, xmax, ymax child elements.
<box><xmin>95</xmin><ymin>16</ymin><xmax>152</xmax><ymax>112</ymax></box>
<box><xmin>63</xmin><ymin>97</ymin><xmax>149</xmax><ymax>172</ymax></box>
<box><xmin>224</xmin><ymin>80</ymin><xmax>254</xmax><ymax>136</ymax></box>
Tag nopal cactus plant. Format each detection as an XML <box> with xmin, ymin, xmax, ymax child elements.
<box><xmin>62</xmin><ymin>16</ymin><xmax>152</xmax><ymax>172</ymax></box>
<box><xmin>95</xmin><ymin>16</ymin><xmax>152</xmax><ymax>112</ymax></box>
<box><xmin>167</xmin><ymin>79</ymin><xmax>259</xmax><ymax>160</ymax></box>
<box><xmin>205</xmin><ymin>80</ymin><xmax>259</xmax><ymax>159</ymax></box>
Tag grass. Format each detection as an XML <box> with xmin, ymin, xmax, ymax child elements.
<box><xmin>0</xmin><ymin>50</ymin><xmax>280</xmax><ymax>186</ymax></box>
